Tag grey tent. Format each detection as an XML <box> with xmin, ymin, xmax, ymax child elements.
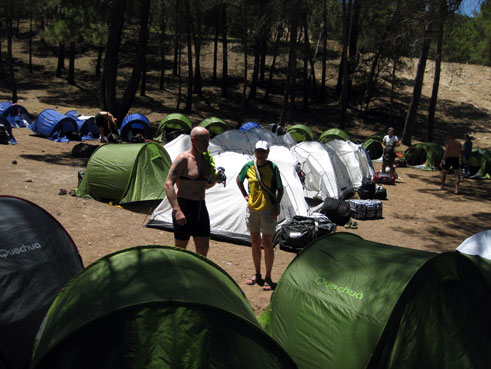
<box><xmin>0</xmin><ymin>196</ymin><xmax>83</xmax><ymax>369</ymax></box>
<box><xmin>30</xmin><ymin>246</ymin><xmax>297</xmax><ymax>369</ymax></box>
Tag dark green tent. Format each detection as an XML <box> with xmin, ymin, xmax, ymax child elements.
<box><xmin>155</xmin><ymin>113</ymin><xmax>193</xmax><ymax>142</ymax></box>
<box><xmin>467</xmin><ymin>148</ymin><xmax>491</xmax><ymax>178</ymax></box>
<box><xmin>30</xmin><ymin>246</ymin><xmax>297</xmax><ymax>369</ymax></box>
<box><xmin>76</xmin><ymin>142</ymin><xmax>171</xmax><ymax>204</ymax></box>
<box><xmin>287</xmin><ymin>124</ymin><xmax>314</xmax><ymax>142</ymax></box>
<box><xmin>318</xmin><ymin>128</ymin><xmax>349</xmax><ymax>143</ymax></box>
<box><xmin>404</xmin><ymin>142</ymin><xmax>444</xmax><ymax>170</ymax></box>
<box><xmin>260</xmin><ymin>232</ymin><xmax>491</xmax><ymax>369</ymax></box>
<box><xmin>199</xmin><ymin>116</ymin><xmax>229</xmax><ymax>137</ymax></box>
<box><xmin>362</xmin><ymin>135</ymin><xmax>383</xmax><ymax>160</ymax></box>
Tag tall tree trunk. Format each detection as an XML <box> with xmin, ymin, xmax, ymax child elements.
<box><xmin>303</xmin><ymin>17</ymin><xmax>309</xmax><ymax>112</ymax></box>
<box><xmin>280</xmin><ymin>9</ymin><xmax>298</xmax><ymax>126</ymax></box>
<box><xmin>29</xmin><ymin>12</ymin><xmax>33</xmax><ymax>73</ymax></box>
<box><xmin>193</xmin><ymin>0</ymin><xmax>203</xmax><ymax>96</ymax></box>
<box><xmin>258</xmin><ymin>34</ymin><xmax>267</xmax><ymax>88</ymax></box>
<box><xmin>221</xmin><ymin>2</ymin><xmax>228</xmax><ymax>98</ymax></box>
<box><xmin>339</xmin><ymin>0</ymin><xmax>350</xmax><ymax>129</ymax></box>
<box><xmin>95</xmin><ymin>45</ymin><xmax>103</xmax><ymax>78</ymax></box>
<box><xmin>56</xmin><ymin>42</ymin><xmax>65</xmax><ymax>78</ymax></box>
<box><xmin>6</xmin><ymin>7</ymin><xmax>17</xmax><ymax>102</ymax></box>
<box><xmin>212</xmin><ymin>9</ymin><xmax>219</xmax><ymax>83</ymax></box>
<box><xmin>99</xmin><ymin>0</ymin><xmax>128</xmax><ymax>112</ymax></box>
<box><xmin>183</xmin><ymin>0</ymin><xmax>193</xmax><ymax>112</ymax></box>
<box><xmin>159</xmin><ymin>14</ymin><xmax>167</xmax><ymax>90</ymax></box>
<box><xmin>248</xmin><ymin>42</ymin><xmax>260</xmax><ymax>100</ymax></box>
<box><xmin>118</xmin><ymin>0</ymin><xmax>150</xmax><ymax>119</ymax></box>
<box><xmin>173</xmin><ymin>0</ymin><xmax>180</xmax><ymax>76</ymax></box>
<box><xmin>427</xmin><ymin>0</ymin><xmax>446</xmax><ymax>142</ymax></box>
<box><xmin>402</xmin><ymin>13</ymin><xmax>434</xmax><ymax>145</ymax></box>
<box><xmin>320</xmin><ymin>0</ymin><xmax>327</xmax><ymax>102</ymax></box>
<box><xmin>336</xmin><ymin>0</ymin><xmax>351</xmax><ymax>99</ymax></box>
<box><xmin>239</xmin><ymin>1</ymin><xmax>248</xmax><ymax>126</ymax></box>
<box><xmin>264</xmin><ymin>24</ymin><xmax>284</xmax><ymax>101</ymax></box>
<box><xmin>347</xmin><ymin>0</ymin><xmax>361</xmax><ymax>103</ymax></box>
<box><xmin>140</xmin><ymin>54</ymin><xmax>147</xmax><ymax>96</ymax></box>
<box><xmin>68</xmin><ymin>41</ymin><xmax>75</xmax><ymax>85</ymax></box>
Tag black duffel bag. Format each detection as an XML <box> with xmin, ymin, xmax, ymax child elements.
<box><xmin>276</xmin><ymin>215</ymin><xmax>336</xmax><ymax>253</ymax></box>
<box><xmin>317</xmin><ymin>197</ymin><xmax>351</xmax><ymax>226</ymax></box>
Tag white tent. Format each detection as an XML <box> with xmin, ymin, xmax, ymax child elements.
<box><xmin>457</xmin><ymin>230</ymin><xmax>491</xmax><ymax>260</ymax></box>
<box><xmin>291</xmin><ymin>141</ymin><xmax>354</xmax><ymax>200</ymax></box>
<box><xmin>324</xmin><ymin>139</ymin><xmax>374</xmax><ymax>189</ymax></box>
<box><xmin>147</xmin><ymin>132</ymin><xmax>309</xmax><ymax>244</ymax></box>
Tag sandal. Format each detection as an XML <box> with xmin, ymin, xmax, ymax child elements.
<box><xmin>263</xmin><ymin>277</ymin><xmax>276</xmax><ymax>291</ymax></box>
<box><xmin>246</xmin><ymin>273</ymin><xmax>263</xmax><ymax>286</ymax></box>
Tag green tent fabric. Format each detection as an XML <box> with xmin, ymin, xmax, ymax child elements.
<box><xmin>403</xmin><ymin>142</ymin><xmax>444</xmax><ymax>170</ymax></box>
<box><xmin>467</xmin><ymin>148</ymin><xmax>491</xmax><ymax>178</ymax></box>
<box><xmin>318</xmin><ymin>128</ymin><xmax>349</xmax><ymax>143</ymax></box>
<box><xmin>155</xmin><ymin>113</ymin><xmax>193</xmax><ymax>142</ymax></box>
<box><xmin>259</xmin><ymin>232</ymin><xmax>491</xmax><ymax>369</ymax></box>
<box><xmin>76</xmin><ymin>142</ymin><xmax>171</xmax><ymax>204</ymax></box>
<box><xmin>30</xmin><ymin>246</ymin><xmax>297</xmax><ymax>369</ymax></box>
<box><xmin>199</xmin><ymin>116</ymin><xmax>229</xmax><ymax>137</ymax></box>
<box><xmin>362</xmin><ymin>135</ymin><xmax>383</xmax><ymax>160</ymax></box>
<box><xmin>286</xmin><ymin>124</ymin><xmax>315</xmax><ymax>142</ymax></box>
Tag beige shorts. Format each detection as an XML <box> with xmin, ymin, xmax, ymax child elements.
<box><xmin>246</xmin><ymin>206</ymin><xmax>277</xmax><ymax>235</ymax></box>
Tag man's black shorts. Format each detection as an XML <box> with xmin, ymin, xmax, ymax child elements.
<box><xmin>443</xmin><ymin>157</ymin><xmax>460</xmax><ymax>170</ymax></box>
<box><xmin>172</xmin><ymin>198</ymin><xmax>210</xmax><ymax>240</ymax></box>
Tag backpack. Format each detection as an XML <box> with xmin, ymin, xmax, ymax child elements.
<box><xmin>316</xmin><ymin>197</ymin><xmax>351</xmax><ymax>226</ymax></box>
<box><xmin>275</xmin><ymin>215</ymin><xmax>336</xmax><ymax>253</ymax></box>
<box><xmin>0</xmin><ymin>122</ymin><xmax>11</xmax><ymax>145</ymax></box>
<box><xmin>373</xmin><ymin>171</ymin><xmax>395</xmax><ymax>185</ymax></box>
<box><xmin>358</xmin><ymin>177</ymin><xmax>376</xmax><ymax>199</ymax></box>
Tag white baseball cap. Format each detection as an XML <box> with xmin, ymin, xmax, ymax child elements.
<box><xmin>255</xmin><ymin>140</ymin><xmax>270</xmax><ymax>151</ymax></box>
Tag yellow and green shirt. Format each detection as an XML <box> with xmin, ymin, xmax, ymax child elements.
<box><xmin>237</xmin><ymin>160</ymin><xmax>283</xmax><ymax>211</ymax></box>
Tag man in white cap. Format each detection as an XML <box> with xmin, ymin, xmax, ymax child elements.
<box><xmin>236</xmin><ymin>140</ymin><xmax>284</xmax><ymax>291</ymax></box>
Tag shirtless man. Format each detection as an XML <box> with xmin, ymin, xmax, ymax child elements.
<box><xmin>95</xmin><ymin>111</ymin><xmax>119</xmax><ymax>143</ymax></box>
<box><xmin>440</xmin><ymin>130</ymin><xmax>463</xmax><ymax>194</ymax></box>
<box><xmin>164</xmin><ymin>126</ymin><xmax>215</xmax><ymax>256</ymax></box>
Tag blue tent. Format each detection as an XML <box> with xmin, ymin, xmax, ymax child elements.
<box><xmin>0</xmin><ymin>102</ymin><xmax>32</xmax><ymax>128</ymax></box>
<box><xmin>29</xmin><ymin>109</ymin><xmax>78</xmax><ymax>142</ymax></box>
<box><xmin>0</xmin><ymin>115</ymin><xmax>17</xmax><ymax>144</ymax></box>
<box><xmin>240</xmin><ymin>121</ymin><xmax>261</xmax><ymax>132</ymax></box>
<box><xmin>65</xmin><ymin>110</ymin><xmax>99</xmax><ymax>140</ymax></box>
<box><xmin>120</xmin><ymin>113</ymin><xmax>153</xmax><ymax>142</ymax></box>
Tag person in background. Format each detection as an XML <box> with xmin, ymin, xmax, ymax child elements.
<box><xmin>381</xmin><ymin>127</ymin><xmax>400</xmax><ymax>178</ymax></box>
<box><xmin>462</xmin><ymin>134</ymin><xmax>473</xmax><ymax>177</ymax></box>
<box><xmin>95</xmin><ymin>111</ymin><xmax>119</xmax><ymax>143</ymax></box>
<box><xmin>440</xmin><ymin>130</ymin><xmax>463</xmax><ymax>194</ymax></box>
<box><xmin>164</xmin><ymin>126</ymin><xmax>215</xmax><ymax>257</ymax></box>
<box><xmin>236</xmin><ymin>140</ymin><xmax>283</xmax><ymax>291</ymax></box>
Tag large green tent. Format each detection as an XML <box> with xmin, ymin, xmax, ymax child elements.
<box><xmin>404</xmin><ymin>142</ymin><xmax>444</xmax><ymax>170</ymax></box>
<box><xmin>260</xmin><ymin>232</ymin><xmax>491</xmax><ymax>369</ymax></box>
<box><xmin>318</xmin><ymin>128</ymin><xmax>349</xmax><ymax>143</ymax></box>
<box><xmin>287</xmin><ymin>124</ymin><xmax>315</xmax><ymax>142</ymax></box>
<box><xmin>30</xmin><ymin>246</ymin><xmax>297</xmax><ymax>369</ymax></box>
<box><xmin>76</xmin><ymin>142</ymin><xmax>171</xmax><ymax>204</ymax></box>
<box><xmin>199</xmin><ymin>116</ymin><xmax>229</xmax><ymax>137</ymax></box>
<box><xmin>155</xmin><ymin>113</ymin><xmax>193</xmax><ymax>142</ymax></box>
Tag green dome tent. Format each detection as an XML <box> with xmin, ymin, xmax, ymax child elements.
<box><xmin>155</xmin><ymin>113</ymin><xmax>193</xmax><ymax>142</ymax></box>
<box><xmin>30</xmin><ymin>246</ymin><xmax>297</xmax><ymax>369</ymax></box>
<box><xmin>199</xmin><ymin>116</ymin><xmax>229</xmax><ymax>137</ymax></box>
<box><xmin>362</xmin><ymin>134</ymin><xmax>384</xmax><ymax>160</ymax></box>
<box><xmin>76</xmin><ymin>142</ymin><xmax>172</xmax><ymax>204</ymax></box>
<box><xmin>259</xmin><ymin>232</ymin><xmax>491</xmax><ymax>369</ymax></box>
<box><xmin>404</xmin><ymin>142</ymin><xmax>444</xmax><ymax>170</ymax></box>
<box><xmin>286</xmin><ymin>124</ymin><xmax>314</xmax><ymax>142</ymax></box>
<box><xmin>467</xmin><ymin>148</ymin><xmax>491</xmax><ymax>178</ymax></box>
<box><xmin>318</xmin><ymin>128</ymin><xmax>349</xmax><ymax>143</ymax></box>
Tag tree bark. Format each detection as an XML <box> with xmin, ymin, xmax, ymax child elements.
<box><xmin>320</xmin><ymin>0</ymin><xmax>327</xmax><ymax>102</ymax></box>
<box><xmin>183</xmin><ymin>0</ymin><xmax>194</xmax><ymax>112</ymax></box>
<box><xmin>221</xmin><ymin>2</ymin><xmax>228</xmax><ymax>98</ymax></box>
<box><xmin>29</xmin><ymin>12</ymin><xmax>33</xmax><ymax>73</ymax></box>
<box><xmin>264</xmin><ymin>24</ymin><xmax>284</xmax><ymax>101</ymax></box>
<box><xmin>339</xmin><ymin>0</ymin><xmax>350</xmax><ymax>129</ymax></box>
<box><xmin>56</xmin><ymin>42</ymin><xmax>65</xmax><ymax>78</ymax></box>
<box><xmin>193</xmin><ymin>0</ymin><xmax>203</xmax><ymax>96</ymax></box>
<box><xmin>212</xmin><ymin>8</ymin><xmax>219</xmax><ymax>84</ymax></box>
<box><xmin>248</xmin><ymin>41</ymin><xmax>260</xmax><ymax>100</ymax></box>
<box><xmin>280</xmin><ymin>8</ymin><xmax>298</xmax><ymax>126</ymax></box>
<box><xmin>6</xmin><ymin>6</ymin><xmax>17</xmax><ymax>102</ymax></box>
<box><xmin>68</xmin><ymin>41</ymin><xmax>75</xmax><ymax>85</ymax></box>
<box><xmin>173</xmin><ymin>0</ymin><xmax>180</xmax><ymax>77</ymax></box>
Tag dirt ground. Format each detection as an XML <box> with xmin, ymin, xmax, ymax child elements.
<box><xmin>0</xmin><ymin>28</ymin><xmax>490</xmax><ymax>316</ymax></box>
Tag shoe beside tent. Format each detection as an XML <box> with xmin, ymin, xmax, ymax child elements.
<box><xmin>120</xmin><ymin>113</ymin><xmax>153</xmax><ymax>142</ymax></box>
<box><xmin>199</xmin><ymin>116</ymin><xmax>229</xmax><ymax>137</ymax></box>
<box><xmin>404</xmin><ymin>142</ymin><xmax>444</xmax><ymax>170</ymax></box>
<box><xmin>259</xmin><ymin>232</ymin><xmax>491</xmax><ymax>369</ymax></box>
<box><xmin>318</xmin><ymin>128</ymin><xmax>349</xmax><ymax>143</ymax></box>
<box><xmin>76</xmin><ymin>142</ymin><xmax>172</xmax><ymax>204</ymax></box>
<box><xmin>30</xmin><ymin>246</ymin><xmax>297</xmax><ymax>369</ymax></box>
<box><xmin>286</xmin><ymin>124</ymin><xmax>315</xmax><ymax>142</ymax></box>
<box><xmin>155</xmin><ymin>113</ymin><xmax>193</xmax><ymax>142</ymax></box>
<box><xmin>291</xmin><ymin>141</ymin><xmax>354</xmax><ymax>200</ymax></box>
<box><xmin>0</xmin><ymin>196</ymin><xmax>83</xmax><ymax>369</ymax></box>
<box><xmin>65</xmin><ymin>110</ymin><xmax>100</xmax><ymax>140</ymax></box>
<box><xmin>29</xmin><ymin>109</ymin><xmax>79</xmax><ymax>142</ymax></box>
<box><xmin>0</xmin><ymin>101</ymin><xmax>32</xmax><ymax>127</ymax></box>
